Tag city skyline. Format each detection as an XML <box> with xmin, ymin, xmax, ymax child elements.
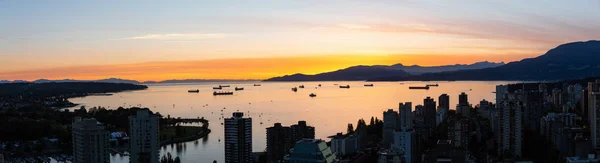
<box><xmin>2</xmin><ymin>1</ymin><xmax>599</xmax><ymax>81</ymax></box>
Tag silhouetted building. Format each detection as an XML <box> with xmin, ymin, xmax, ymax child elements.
<box><xmin>424</xmin><ymin>97</ymin><xmax>437</xmax><ymax>129</ymax></box>
<box><xmin>383</xmin><ymin>109</ymin><xmax>399</xmax><ymax>148</ymax></box>
<box><xmin>129</xmin><ymin>110</ymin><xmax>159</xmax><ymax>163</ymax></box>
<box><xmin>457</xmin><ymin>92</ymin><xmax>471</xmax><ymax>117</ymax></box>
<box><xmin>285</xmin><ymin>139</ymin><xmax>336</xmax><ymax>163</ymax></box>
<box><xmin>290</xmin><ymin>121</ymin><xmax>315</xmax><ymax>146</ymax></box>
<box><xmin>439</xmin><ymin>94</ymin><xmax>450</xmax><ymax>111</ymax></box>
<box><xmin>399</xmin><ymin>102</ymin><xmax>413</xmax><ymax>130</ymax></box>
<box><xmin>331</xmin><ymin>133</ymin><xmax>358</xmax><ymax>156</ymax></box>
<box><xmin>267</xmin><ymin>123</ymin><xmax>291</xmax><ymax>163</ymax></box>
<box><xmin>72</xmin><ymin>117</ymin><xmax>109</xmax><ymax>163</ymax></box>
<box><xmin>225</xmin><ymin>112</ymin><xmax>253</xmax><ymax>163</ymax></box>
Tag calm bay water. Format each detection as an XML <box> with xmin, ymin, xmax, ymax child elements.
<box><xmin>68</xmin><ymin>81</ymin><xmax>513</xmax><ymax>163</ymax></box>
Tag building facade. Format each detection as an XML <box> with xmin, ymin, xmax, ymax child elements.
<box><xmin>267</xmin><ymin>123</ymin><xmax>291</xmax><ymax>163</ymax></box>
<box><xmin>72</xmin><ymin>117</ymin><xmax>109</xmax><ymax>163</ymax></box>
<box><xmin>225</xmin><ymin>112</ymin><xmax>253</xmax><ymax>163</ymax></box>
<box><xmin>129</xmin><ymin>110</ymin><xmax>160</xmax><ymax>163</ymax></box>
<box><xmin>393</xmin><ymin>129</ymin><xmax>415</xmax><ymax>163</ymax></box>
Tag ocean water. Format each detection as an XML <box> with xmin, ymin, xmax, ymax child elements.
<box><xmin>67</xmin><ymin>81</ymin><xmax>513</xmax><ymax>163</ymax></box>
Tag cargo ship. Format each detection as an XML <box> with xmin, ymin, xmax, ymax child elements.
<box><xmin>213</xmin><ymin>86</ymin><xmax>222</xmax><ymax>90</ymax></box>
<box><xmin>364</xmin><ymin>84</ymin><xmax>374</xmax><ymax>87</ymax></box>
<box><xmin>426</xmin><ymin>84</ymin><xmax>439</xmax><ymax>87</ymax></box>
<box><xmin>219</xmin><ymin>85</ymin><xmax>230</xmax><ymax>87</ymax></box>
<box><xmin>188</xmin><ymin>89</ymin><xmax>199</xmax><ymax>93</ymax></box>
<box><xmin>409</xmin><ymin>86</ymin><xmax>430</xmax><ymax>90</ymax></box>
<box><xmin>235</xmin><ymin>87</ymin><xmax>244</xmax><ymax>91</ymax></box>
<box><xmin>254</xmin><ymin>84</ymin><xmax>261</xmax><ymax>86</ymax></box>
<box><xmin>339</xmin><ymin>85</ymin><xmax>350</xmax><ymax>89</ymax></box>
<box><xmin>213</xmin><ymin>91</ymin><xmax>233</xmax><ymax>95</ymax></box>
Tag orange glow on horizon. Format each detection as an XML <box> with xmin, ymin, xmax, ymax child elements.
<box><xmin>0</xmin><ymin>54</ymin><xmax>537</xmax><ymax>81</ymax></box>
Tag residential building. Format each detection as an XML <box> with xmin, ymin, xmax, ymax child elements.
<box><xmin>424</xmin><ymin>97</ymin><xmax>437</xmax><ymax>128</ymax></box>
<box><xmin>448</xmin><ymin>117</ymin><xmax>469</xmax><ymax>148</ymax></box>
<box><xmin>398</xmin><ymin>102</ymin><xmax>413</xmax><ymax>130</ymax></box>
<box><xmin>438</xmin><ymin>94</ymin><xmax>450</xmax><ymax>112</ymax></box>
<box><xmin>457</xmin><ymin>92</ymin><xmax>471</xmax><ymax>117</ymax></box>
<box><xmin>72</xmin><ymin>117</ymin><xmax>109</xmax><ymax>163</ymax></box>
<box><xmin>129</xmin><ymin>110</ymin><xmax>160</xmax><ymax>163</ymax></box>
<box><xmin>225</xmin><ymin>112</ymin><xmax>253</xmax><ymax>163</ymax></box>
<box><xmin>589</xmin><ymin>81</ymin><xmax>600</xmax><ymax>152</ymax></box>
<box><xmin>499</xmin><ymin>98</ymin><xmax>523</xmax><ymax>158</ymax></box>
<box><xmin>331</xmin><ymin>133</ymin><xmax>358</xmax><ymax>156</ymax></box>
<box><xmin>290</xmin><ymin>121</ymin><xmax>315</xmax><ymax>146</ymax></box>
<box><xmin>267</xmin><ymin>123</ymin><xmax>291</xmax><ymax>163</ymax></box>
<box><xmin>383</xmin><ymin>109</ymin><xmax>398</xmax><ymax>148</ymax></box>
<box><xmin>393</xmin><ymin>129</ymin><xmax>415</xmax><ymax>163</ymax></box>
<box><xmin>286</xmin><ymin>139</ymin><xmax>336</xmax><ymax>163</ymax></box>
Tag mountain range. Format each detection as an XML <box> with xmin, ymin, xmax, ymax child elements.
<box><xmin>268</xmin><ymin>40</ymin><xmax>600</xmax><ymax>81</ymax></box>
<box><xmin>266</xmin><ymin>61</ymin><xmax>504</xmax><ymax>81</ymax></box>
<box><xmin>371</xmin><ymin>40</ymin><xmax>600</xmax><ymax>81</ymax></box>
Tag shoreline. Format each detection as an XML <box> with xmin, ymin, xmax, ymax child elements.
<box><xmin>160</xmin><ymin>129</ymin><xmax>212</xmax><ymax>146</ymax></box>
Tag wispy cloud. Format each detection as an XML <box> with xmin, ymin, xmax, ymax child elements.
<box><xmin>121</xmin><ymin>33</ymin><xmax>235</xmax><ymax>40</ymax></box>
<box><xmin>339</xmin><ymin>24</ymin><xmax>370</xmax><ymax>29</ymax></box>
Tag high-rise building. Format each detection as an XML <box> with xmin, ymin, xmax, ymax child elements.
<box><xmin>286</xmin><ymin>139</ymin><xmax>337</xmax><ymax>163</ymax></box>
<box><xmin>448</xmin><ymin>117</ymin><xmax>469</xmax><ymax>148</ymax></box>
<box><xmin>423</xmin><ymin>97</ymin><xmax>437</xmax><ymax>128</ymax></box>
<box><xmin>266</xmin><ymin>123</ymin><xmax>291</xmax><ymax>163</ymax></box>
<box><xmin>499</xmin><ymin>98</ymin><xmax>523</xmax><ymax>158</ymax></box>
<box><xmin>224</xmin><ymin>112</ymin><xmax>253</xmax><ymax>163</ymax></box>
<box><xmin>398</xmin><ymin>102</ymin><xmax>413</xmax><ymax>130</ymax></box>
<box><xmin>290</xmin><ymin>121</ymin><xmax>315</xmax><ymax>145</ymax></box>
<box><xmin>392</xmin><ymin>129</ymin><xmax>415</xmax><ymax>163</ymax></box>
<box><xmin>72</xmin><ymin>117</ymin><xmax>109</xmax><ymax>163</ymax></box>
<box><xmin>383</xmin><ymin>109</ymin><xmax>399</xmax><ymax>148</ymax></box>
<box><xmin>438</xmin><ymin>94</ymin><xmax>450</xmax><ymax>111</ymax></box>
<box><xmin>129</xmin><ymin>110</ymin><xmax>160</xmax><ymax>163</ymax></box>
<box><xmin>588</xmin><ymin>81</ymin><xmax>600</xmax><ymax>152</ymax></box>
<box><xmin>553</xmin><ymin>88</ymin><xmax>563</xmax><ymax>106</ymax></box>
<box><xmin>457</xmin><ymin>92</ymin><xmax>471</xmax><ymax>117</ymax></box>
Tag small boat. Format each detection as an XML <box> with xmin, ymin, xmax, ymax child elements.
<box><xmin>219</xmin><ymin>85</ymin><xmax>230</xmax><ymax>87</ymax></box>
<box><xmin>318</xmin><ymin>84</ymin><xmax>322</xmax><ymax>87</ymax></box>
<box><xmin>299</xmin><ymin>85</ymin><xmax>305</xmax><ymax>88</ymax></box>
<box><xmin>334</xmin><ymin>84</ymin><xmax>339</xmax><ymax>85</ymax></box>
<box><xmin>254</xmin><ymin>84</ymin><xmax>261</xmax><ymax>86</ymax></box>
<box><xmin>339</xmin><ymin>85</ymin><xmax>350</xmax><ymax>89</ymax></box>
<box><xmin>409</xmin><ymin>86</ymin><xmax>430</xmax><ymax>90</ymax></box>
<box><xmin>188</xmin><ymin>89</ymin><xmax>199</xmax><ymax>93</ymax></box>
<box><xmin>309</xmin><ymin>93</ymin><xmax>317</xmax><ymax>97</ymax></box>
<box><xmin>399</xmin><ymin>83</ymin><xmax>404</xmax><ymax>85</ymax></box>
<box><xmin>364</xmin><ymin>84</ymin><xmax>374</xmax><ymax>87</ymax></box>
<box><xmin>213</xmin><ymin>91</ymin><xmax>234</xmax><ymax>96</ymax></box>
<box><xmin>426</xmin><ymin>84</ymin><xmax>439</xmax><ymax>87</ymax></box>
<box><xmin>292</xmin><ymin>87</ymin><xmax>298</xmax><ymax>92</ymax></box>
<box><xmin>235</xmin><ymin>87</ymin><xmax>244</xmax><ymax>91</ymax></box>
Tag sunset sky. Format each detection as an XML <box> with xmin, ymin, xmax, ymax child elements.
<box><xmin>1</xmin><ymin>0</ymin><xmax>599</xmax><ymax>81</ymax></box>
